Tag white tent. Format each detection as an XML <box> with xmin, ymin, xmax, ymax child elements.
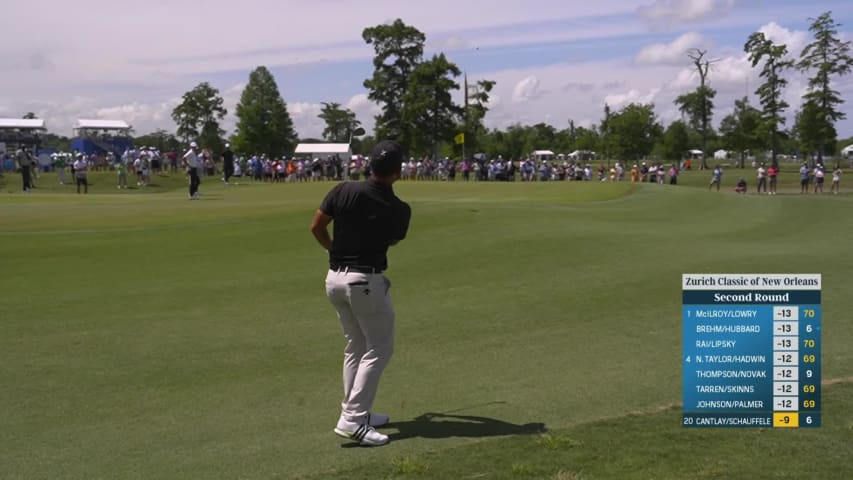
<box><xmin>74</xmin><ymin>119</ymin><xmax>130</xmax><ymax>130</ymax></box>
<box><xmin>0</xmin><ymin>118</ymin><xmax>46</xmax><ymax>129</ymax></box>
<box><xmin>842</xmin><ymin>144</ymin><xmax>853</xmax><ymax>157</ymax></box>
<box><xmin>531</xmin><ymin>150</ymin><xmax>554</xmax><ymax>162</ymax></box>
<box><xmin>714</xmin><ymin>149</ymin><xmax>730</xmax><ymax>160</ymax></box>
<box><xmin>294</xmin><ymin>143</ymin><xmax>351</xmax><ymax>159</ymax></box>
<box><xmin>688</xmin><ymin>149</ymin><xmax>704</xmax><ymax>160</ymax></box>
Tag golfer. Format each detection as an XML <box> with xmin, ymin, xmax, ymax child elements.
<box><xmin>73</xmin><ymin>153</ymin><xmax>88</xmax><ymax>194</ymax></box>
<box><xmin>16</xmin><ymin>146</ymin><xmax>33</xmax><ymax>193</ymax></box>
<box><xmin>184</xmin><ymin>142</ymin><xmax>201</xmax><ymax>199</ymax></box>
<box><xmin>310</xmin><ymin>140</ymin><xmax>411</xmax><ymax>447</ymax></box>
<box><xmin>222</xmin><ymin>142</ymin><xmax>235</xmax><ymax>184</ymax></box>
<box><xmin>709</xmin><ymin>165</ymin><xmax>722</xmax><ymax>191</ymax></box>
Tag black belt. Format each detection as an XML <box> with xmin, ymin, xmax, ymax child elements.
<box><xmin>330</xmin><ymin>265</ymin><xmax>383</xmax><ymax>274</ymax></box>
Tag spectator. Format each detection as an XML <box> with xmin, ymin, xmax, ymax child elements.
<box><xmin>767</xmin><ymin>163</ymin><xmax>779</xmax><ymax>195</ymax></box>
<box><xmin>735</xmin><ymin>177</ymin><xmax>747</xmax><ymax>194</ymax></box>
<box><xmin>756</xmin><ymin>163</ymin><xmax>767</xmax><ymax>194</ymax></box>
<box><xmin>668</xmin><ymin>164</ymin><xmax>678</xmax><ymax>185</ymax></box>
<box><xmin>831</xmin><ymin>165</ymin><xmax>842</xmax><ymax>195</ymax></box>
<box><xmin>799</xmin><ymin>163</ymin><xmax>810</xmax><ymax>194</ymax></box>
<box><xmin>813</xmin><ymin>165</ymin><xmax>825</xmax><ymax>194</ymax></box>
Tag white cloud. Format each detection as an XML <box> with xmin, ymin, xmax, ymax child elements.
<box><xmin>604</xmin><ymin>88</ymin><xmax>662</xmax><ymax>108</ymax></box>
<box><xmin>513</xmin><ymin>76</ymin><xmax>544</xmax><ymax>103</ymax></box>
<box><xmin>638</xmin><ymin>0</ymin><xmax>735</xmax><ymax>24</ymax></box>
<box><xmin>346</xmin><ymin>93</ymin><xmax>381</xmax><ymax>120</ymax></box>
<box><xmin>282</xmin><ymin>93</ymin><xmax>383</xmax><ymax>140</ymax></box>
<box><xmin>94</xmin><ymin>100</ymin><xmax>180</xmax><ymax>133</ymax></box>
<box><xmin>667</xmin><ymin>21</ymin><xmax>810</xmax><ymax>100</ymax></box>
<box><xmin>635</xmin><ymin>32</ymin><xmax>710</xmax><ymax>66</ymax></box>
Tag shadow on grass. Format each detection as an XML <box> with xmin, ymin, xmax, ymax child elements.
<box><xmin>340</xmin><ymin>412</ymin><xmax>546</xmax><ymax>448</ymax></box>
<box><xmin>388</xmin><ymin>413</ymin><xmax>546</xmax><ymax>442</ymax></box>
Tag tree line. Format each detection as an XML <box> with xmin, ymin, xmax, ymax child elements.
<box><xmin>32</xmin><ymin>12</ymin><xmax>853</xmax><ymax>165</ymax></box>
<box><xmin>159</xmin><ymin>18</ymin><xmax>496</xmax><ymax>160</ymax></box>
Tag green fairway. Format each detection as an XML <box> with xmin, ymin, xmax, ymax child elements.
<box><xmin>1</xmin><ymin>171</ymin><xmax>852</xmax><ymax>479</ymax></box>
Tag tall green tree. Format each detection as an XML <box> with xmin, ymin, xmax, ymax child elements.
<box><xmin>575</xmin><ymin>126</ymin><xmax>600</xmax><ymax>153</ymax></box>
<box><xmin>674</xmin><ymin>49</ymin><xmax>717</xmax><ymax>169</ymax></box>
<box><xmin>401</xmin><ymin>53</ymin><xmax>462</xmax><ymax>157</ymax></box>
<box><xmin>362</xmin><ymin>19</ymin><xmax>426</xmax><ymax>149</ymax></box>
<box><xmin>318</xmin><ymin>102</ymin><xmax>361</xmax><ymax>143</ymax></box>
<box><xmin>797</xmin><ymin>11</ymin><xmax>853</xmax><ymax>162</ymax></box>
<box><xmin>792</xmin><ymin>100</ymin><xmax>837</xmax><ymax>160</ymax></box>
<box><xmin>233</xmin><ymin>66</ymin><xmax>297</xmax><ymax>156</ymax></box>
<box><xmin>718</xmin><ymin>97</ymin><xmax>764</xmax><ymax>168</ymax></box>
<box><xmin>745</xmin><ymin>32</ymin><xmax>794</xmax><ymax>166</ymax></box>
<box><xmin>660</xmin><ymin>120</ymin><xmax>690</xmax><ymax>161</ymax></box>
<box><xmin>608</xmin><ymin>103</ymin><xmax>662</xmax><ymax>161</ymax></box>
<box><xmin>40</xmin><ymin>133</ymin><xmax>70</xmax><ymax>151</ymax></box>
<box><xmin>171</xmin><ymin>82</ymin><xmax>227</xmax><ymax>152</ymax></box>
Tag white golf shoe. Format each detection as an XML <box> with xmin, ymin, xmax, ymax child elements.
<box><xmin>334</xmin><ymin>417</ymin><xmax>390</xmax><ymax>446</ymax></box>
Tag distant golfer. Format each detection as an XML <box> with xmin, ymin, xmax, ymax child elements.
<box><xmin>310</xmin><ymin>140</ymin><xmax>411</xmax><ymax>447</ymax></box>
<box><xmin>15</xmin><ymin>146</ymin><xmax>33</xmax><ymax>193</ymax></box>
<box><xmin>184</xmin><ymin>142</ymin><xmax>201</xmax><ymax>199</ymax></box>
<box><xmin>709</xmin><ymin>165</ymin><xmax>722</xmax><ymax>191</ymax></box>
<box><xmin>73</xmin><ymin>153</ymin><xmax>88</xmax><ymax>194</ymax></box>
<box><xmin>222</xmin><ymin>142</ymin><xmax>235</xmax><ymax>184</ymax></box>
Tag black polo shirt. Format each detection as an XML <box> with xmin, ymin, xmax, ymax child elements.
<box><xmin>222</xmin><ymin>149</ymin><xmax>234</xmax><ymax>165</ymax></box>
<box><xmin>320</xmin><ymin>179</ymin><xmax>411</xmax><ymax>271</ymax></box>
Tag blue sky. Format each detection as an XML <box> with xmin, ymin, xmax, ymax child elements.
<box><xmin>2</xmin><ymin>0</ymin><xmax>852</xmax><ymax>140</ymax></box>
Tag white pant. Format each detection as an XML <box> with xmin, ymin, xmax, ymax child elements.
<box><xmin>325</xmin><ymin>269</ymin><xmax>395</xmax><ymax>422</ymax></box>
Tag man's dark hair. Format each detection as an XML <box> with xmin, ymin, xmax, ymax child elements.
<box><xmin>370</xmin><ymin>140</ymin><xmax>404</xmax><ymax>177</ymax></box>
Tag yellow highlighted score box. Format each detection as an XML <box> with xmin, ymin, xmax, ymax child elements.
<box><xmin>773</xmin><ymin>412</ymin><xmax>800</xmax><ymax>428</ymax></box>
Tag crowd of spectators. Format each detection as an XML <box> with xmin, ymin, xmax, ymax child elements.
<box><xmin>2</xmin><ymin>145</ymin><xmax>844</xmax><ymax>196</ymax></box>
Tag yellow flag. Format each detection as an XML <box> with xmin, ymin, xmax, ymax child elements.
<box><xmin>454</xmin><ymin>133</ymin><xmax>465</xmax><ymax>145</ymax></box>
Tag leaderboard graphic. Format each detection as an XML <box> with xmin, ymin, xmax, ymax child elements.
<box><xmin>682</xmin><ymin>274</ymin><xmax>821</xmax><ymax>428</ymax></box>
